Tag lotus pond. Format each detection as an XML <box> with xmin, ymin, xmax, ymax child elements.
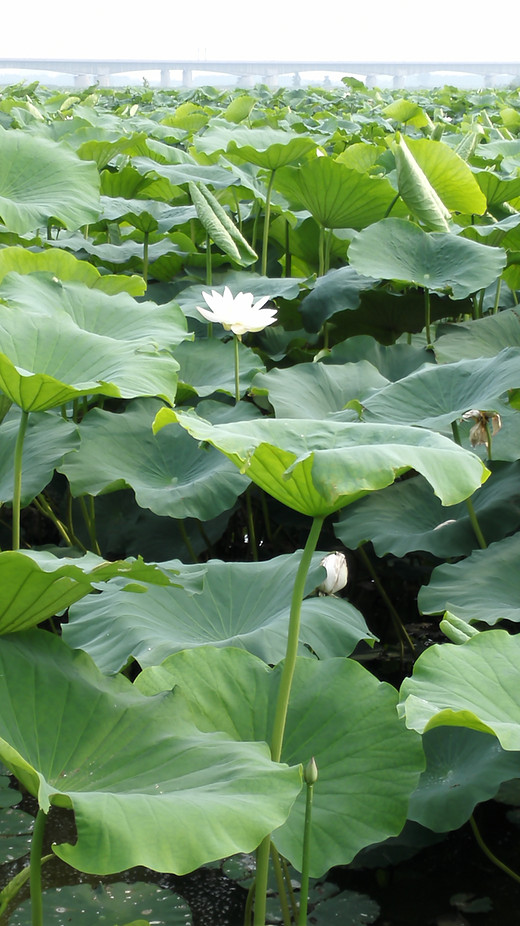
<box><xmin>2</xmin><ymin>76</ymin><xmax>520</xmax><ymax>925</ymax></box>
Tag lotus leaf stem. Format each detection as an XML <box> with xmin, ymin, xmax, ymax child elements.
<box><xmin>281</xmin><ymin>854</ymin><xmax>299</xmax><ymax>921</ymax></box>
<box><xmin>451</xmin><ymin>421</ymin><xmax>487</xmax><ymax>549</ymax></box>
<box><xmin>261</xmin><ymin>169</ymin><xmax>276</xmax><ymax>277</ymax></box>
<box><xmin>34</xmin><ymin>494</ymin><xmax>74</xmax><ymax>547</ymax></box>
<box><xmin>30</xmin><ymin>808</ymin><xmax>46</xmax><ymax>926</ymax></box>
<box><xmin>493</xmin><ymin>277</ymin><xmax>502</xmax><ymax>314</ymax></box>
<box><xmin>234</xmin><ymin>333</ymin><xmax>240</xmax><ymax>403</ymax></box>
<box><xmin>254</xmin><ymin>515</ymin><xmax>324</xmax><ymax>926</ymax></box>
<box><xmin>470</xmin><ymin>814</ymin><xmax>520</xmax><ymax>884</ymax></box>
<box><xmin>205</xmin><ymin>231</ymin><xmax>212</xmax><ymax>288</ymax></box>
<box><xmin>270</xmin><ymin>843</ymin><xmax>292</xmax><ymax>926</ymax></box>
<box><xmin>358</xmin><ymin>543</ymin><xmax>414</xmax><ymax>656</ymax></box>
<box><xmin>142</xmin><ymin>229</ymin><xmax>149</xmax><ymax>285</ymax></box>
<box><xmin>424</xmin><ymin>289</ymin><xmax>432</xmax><ymax>347</ymax></box>
<box><xmin>245</xmin><ymin>487</ymin><xmax>258</xmax><ymax>561</ymax></box>
<box><xmin>12</xmin><ymin>409</ymin><xmax>29</xmax><ymax>550</ymax></box>
<box><xmin>285</xmin><ymin>219</ymin><xmax>291</xmax><ymax>277</ymax></box>
<box><xmin>298</xmin><ymin>758</ymin><xmax>318</xmax><ymax>926</ymax></box>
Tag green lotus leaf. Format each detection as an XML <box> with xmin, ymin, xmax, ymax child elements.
<box><xmin>0</xmin><ymin>631</ymin><xmax>300</xmax><ymax>874</ymax></box>
<box><xmin>137</xmin><ymin>647</ymin><xmax>423</xmax><ymax>876</ymax></box>
<box><xmin>100</xmin><ymin>196</ymin><xmax>197</xmax><ymax>233</ymax></box>
<box><xmin>0</xmin><ymin>127</ymin><xmax>101</xmax><ymax>233</ymax></box>
<box><xmin>391</xmin><ymin>134</ymin><xmax>451</xmax><ymax>230</ymax></box>
<box><xmin>433</xmin><ymin>307</ymin><xmax>520</xmax><ymax>362</ymax></box>
<box><xmin>0</xmin><ymin>273</ymin><xmax>180</xmax><ymax>410</ymax></box>
<box><xmin>325</xmin><ymin>335</ymin><xmax>434</xmax><ymax>381</ymax></box>
<box><xmin>361</xmin><ymin>347</ymin><xmax>520</xmax><ymax>430</ymax></box>
<box><xmin>392</xmin><ymin>135</ymin><xmax>486</xmax><ymax>223</ymax></box>
<box><xmin>0</xmin><ymin>549</ymin><xmax>180</xmax><ymax>634</ymax></box>
<box><xmin>398</xmin><ymin>629</ymin><xmax>520</xmax><ymax>750</ymax></box>
<box><xmin>275</xmin><ymin>157</ymin><xmax>400</xmax><ymax>229</ymax></box>
<box><xmin>0</xmin><ymin>409</ymin><xmax>78</xmax><ymax>506</ymax></box>
<box><xmin>348</xmin><ymin>218</ymin><xmax>506</xmax><ymax>298</ymax></box>
<box><xmin>173</xmin><ymin>339</ymin><xmax>266</xmax><ymax>401</ymax></box>
<box><xmin>64</xmin><ymin>552</ymin><xmax>374</xmax><ymax>673</ymax></box>
<box><xmin>251</xmin><ymin>361</ymin><xmax>388</xmax><ymax>418</ymax></box>
<box><xmin>154</xmin><ymin>411</ymin><xmax>489</xmax><ymax>517</ymax></box>
<box><xmin>0</xmin><ymin>807</ymin><xmax>33</xmax><ymax>864</ymax></box>
<box><xmin>0</xmin><ymin>245</ymin><xmax>146</xmax><ymax>296</ymax></box>
<box><xmin>407</xmin><ymin>726</ymin><xmax>520</xmax><ymax>833</ymax></box>
<box><xmin>193</xmin><ymin>121</ymin><xmax>317</xmax><ymax>169</ymax></box>
<box><xmin>334</xmin><ymin>462</ymin><xmax>520</xmax><ymax>558</ymax></box>
<box><xmin>298</xmin><ymin>266</ymin><xmax>379</xmax><ymax>332</ymax></box>
<box><xmin>131</xmin><ymin>155</ymin><xmax>240</xmax><ymax>189</ymax></box>
<box><xmin>189</xmin><ymin>180</ymin><xmax>257</xmax><ymax>265</ymax></box>
<box><xmin>9</xmin><ymin>882</ymin><xmax>192</xmax><ymax>926</ymax></box>
<box><xmin>59</xmin><ymin>399</ymin><xmax>254</xmax><ymax>521</ymax></box>
<box><xmin>418</xmin><ymin>532</ymin><xmax>520</xmax><ymax>625</ymax></box>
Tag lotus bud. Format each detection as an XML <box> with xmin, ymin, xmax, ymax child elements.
<box><xmin>318</xmin><ymin>551</ymin><xmax>348</xmax><ymax>596</ymax></box>
<box><xmin>304</xmin><ymin>756</ymin><xmax>318</xmax><ymax>786</ymax></box>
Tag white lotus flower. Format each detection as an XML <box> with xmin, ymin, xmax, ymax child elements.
<box><xmin>318</xmin><ymin>552</ymin><xmax>348</xmax><ymax>596</ymax></box>
<box><xmin>196</xmin><ymin>286</ymin><xmax>277</xmax><ymax>339</ymax></box>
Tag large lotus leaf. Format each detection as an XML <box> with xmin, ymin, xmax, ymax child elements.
<box><xmin>251</xmin><ymin>361</ymin><xmax>389</xmax><ymax>418</ymax></box>
<box><xmin>59</xmin><ymin>398</ymin><xmax>253</xmax><ymax>521</ymax></box>
<box><xmin>392</xmin><ymin>135</ymin><xmax>486</xmax><ymax>222</ymax></box>
<box><xmin>407</xmin><ymin>726</ymin><xmax>520</xmax><ymax>833</ymax></box>
<box><xmin>348</xmin><ymin>218</ymin><xmax>506</xmax><ymax>298</ymax></box>
<box><xmin>137</xmin><ymin>647</ymin><xmax>424</xmax><ymax>876</ymax></box>
<box><xmin>275</xmin><ymin>158</ymin><xmax>400</xmax><ymax>229</ymax></box>
<box><xmin>154</xmin><ymin>411</ymin><xmax>489</xmax><ymax>517</ymax></box>
<box><xmin>173</xmin><ymin>339</ymin><xmax>266</xmax><ymax>401</ymax></box>
<box><xmin>433</xmin><ymin>307</ymin><xmax>520</xmax><ymax>362</ymax></box>
<box><xmin>100</xmin><ymin>196</ymin><xmax>197</xmax><ymax>233</ymax></box>
<box><xmin>307</xmin><ymin>285</ymin><xmax>459</xmax><ymax>345</ymax></box>
<box><xmin>0</xmin><ymin>127</ymin><xmax>101</xmax><ymax>233</ymax></box>
<box><xmin>193</xmin><ymin>122</ymin><xmax>317</xmax><ymax>169</ymax></box>
<box><xmin>0</xmin><ymin>549</ymin><xmax>178</xmax><ymax>635</ymax></box>
<box><xmin>418</xmin><ymin>533</ymin><xmax>520</xmax><ymax>625</ymax></box>
<box><xmin>0</xmin><ymin>274</ymin><xmax>179</xmax><ymax>410</ymax></box>
<box><xmin>64</xmin><ymin>552</ymin><xmax>374</xmax><ymax>673</ymax></box>
<box><xmin>0</xmin><ymin>246</ymin><xmax>146</xmax><ymax>296</ymax></box>
<box><xmin>398</xmin><ymin>629</ymin><xmax>520</xmax><ymax>751</ymax></box>
<box><xmin>0</xmin><ymin>630</ymin><xmax>301</xmax><ymax>875</ymax></box>
<box><xmin>391</xmin><ymin>134</ymin><xmax>450</xmax><ymax>231</ymax></box>
<box><xmin>361</xmin><ymin>347</ymin><xmax>520</xmax><ymax>430</ymax></box>
<box><xmin>10</xmin><ymin>882</ymin><xmax>192</xmax><ymax>926</ymax></box>
<box><xmin>0</xmin><ymin>409</ymin><xmax>78</xmax><ymax>506</ymax></box>
<box><xmin>48</xmin><ymin>231</ymin><xmax>193</xmax><ymax>270</ymax></box>
<box><xmin>297</xmin><ymin>266</ymin><xmax>379</xmax><ymax>332</ymax></box>
<box><xmin>325</xmin><ymin>335</ymin><xmax>435</xmax><ymax>381</ymax></box>
<box><xmin>334</xmin><ymin>463</ymin><xmax>520</xmax><ymax>558</ymax></box>
<box><xmin>0</xmin><ymin>271</ymin><xmax>188</xmax><ymax>348</ymax></box>
<box><xmin>131</xmin><ymin>155</ymin><xmax>240</xmax><ymax>190</ymax></box>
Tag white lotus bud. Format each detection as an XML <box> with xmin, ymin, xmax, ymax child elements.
<box><xmin>318</xmin><ymin>552</ymin><xmax>348</xmax><ymax>596</ymax></box>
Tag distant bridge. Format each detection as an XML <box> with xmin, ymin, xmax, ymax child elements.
<box><xmin>0</xmin><ymin>58</ymin><xmax>519</xmax><ymax>89</ymax></box>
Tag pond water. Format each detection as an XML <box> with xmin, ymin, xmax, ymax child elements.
<box><xmin>1</xmin><ymin>787</ymin><xmax>520</xmax><ymax>926</ymax></box>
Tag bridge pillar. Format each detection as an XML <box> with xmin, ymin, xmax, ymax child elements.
<box><xmin>262</xmin><ymin>73</ymin><xmax>278</xmax><ymax>88</ymax></box>
<box><xmin>392</xmin><ymin>71</ymin><xmax>406</xmax><ymax>89</ymax></box>
<box><xmin>365</xmin><ymin>73</ymin><xmax>377</xmax><ymax>88</ymax></box>
<box><xmin>74</xmin><ymin>73</ymin><xmax>91</xmax><ymax>88</ymax></box>
<box><xmin>160</xmin><ymin>68</ymin><xmax>171</xmax><ymax>87</ymax></box>
<box><xmin>292</xmin><ymin>72</ymin><xmax>301</xmax><ymax>87</ymax></box>
<box><xmin>182</xmin><ymin>68</ymin><xmax>192</xmax><ymax>86</ymax></box>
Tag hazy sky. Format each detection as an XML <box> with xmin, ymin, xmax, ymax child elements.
<box><xmin>2</xmin><ymin>0</ymin><xmax>518</xmax><ymax>63</ymax></box>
